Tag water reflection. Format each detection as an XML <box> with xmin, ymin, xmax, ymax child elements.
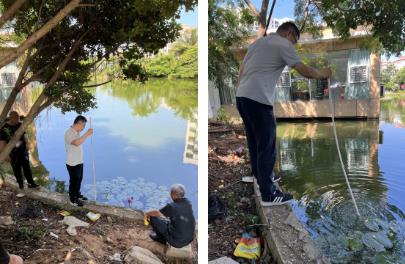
<box><xmin>277</xmin><ymin>103</ymin><xmax>405</xmax><ymax>263</ymax></box>
<box><xmin>34</xmin><ymin>79</ymin><xmax>198</xmax><ymax>215</ymax></box>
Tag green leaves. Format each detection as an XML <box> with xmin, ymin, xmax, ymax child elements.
<box><xmin>294</xmin><ymin>0</ymin><xmax>405</xmax><ymax>55</ymax></box>
<box><xmin>1</xmin><ymin>0</ymin><xmax>196</xmax><ymax>113</ymax></box>
<box><xmin>208</xmin><ymin>0</ymin><xmax>254</xmax><ymax>99</ymax></box>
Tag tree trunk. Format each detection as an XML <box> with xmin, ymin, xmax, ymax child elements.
<box><xmin>0</xmin><ymin>92</ymin><xmax>49</xmax><ymax>164</ymax></box>
<box><xmin>257</xmin><ymin>0</ymin><xmax>269</xmax><ymax>37</ymax></box>
<box><xmin>243</xmin><ymin>0</ymin><xmax>269</xmax><ymax>38</ymax></box>
<box><xmin>0</xmin><ymin>0</ymin><xmax>27</xmax><ymax>28</ymax></box>
<box><xmin>0</xmin><ymin>30</ymin><xmax>87</xmax><ymax>164</ymax></box>
<box><xmin>0</xmin><ymin>49</ymin><xmax>33</xmax><ymax>127</ymax></box>
<box><xmin>0</xmin><ymin>0</ymin><xmax>81</xmax><ymax>70</ymax></box>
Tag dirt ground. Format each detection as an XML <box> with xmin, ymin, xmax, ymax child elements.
<box><xmin>208</xmin><ymin>121</ymin><xmax>274</xmax><ymax>263</ymax></box>
<box><xmin>0</xmin><ymin>185</ymin><xmax>197</xmax><ymax>264</ymax></box>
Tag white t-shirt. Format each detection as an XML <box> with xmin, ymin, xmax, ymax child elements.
<box><xmin>236</xmin><ymin>33</ymin><xmax>301</xmax><ymax>105</ymax></box>
<box><xmin>64</xmin><ymin>127</ymin><xmax>83</xmax><ymax>166</ymax></box>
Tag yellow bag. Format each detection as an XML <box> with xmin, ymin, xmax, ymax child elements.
<box><xmin>233</xmin><ymin>233</ymin><xmax>261</xmax><ymax>259</ymax></box>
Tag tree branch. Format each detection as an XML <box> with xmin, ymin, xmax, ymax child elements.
<box><xmin>300</xmin><ymin>0</ymin><xmax>311</xmax><ymax>32</ymax></box>
<box><xmin>0</xmin><ymin>48</ymin><xmax>33</xmax><ymax>127</ymax></box>
<box><xmin>243</xmin><ymin>0</ymin><xmax>260</xmax><ymax>18</ymax></box>
<box><xmin>46</xmin><ymin>29</ymin><xmax>90</xmax><ymax>88</ymax></box>
<box><xmin>0</xmin><ymin>0</ymin><xmax>27</xmax><ymax>28</ymax></box>
<box><xmin>0</xmin><ymin>0</ymin><xmax>82</xmax><ymax>70</ymax></box>
<box><xmin>82</xmin><ymin>79</ymin><xmax>112</xmax><ymax>88</ymax></box>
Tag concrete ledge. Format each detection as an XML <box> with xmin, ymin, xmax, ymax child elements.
<box><xmin>2</xmin><ymin>174</ymin><xmax>143</xmax><ymax>222</ymax></box>
<box><xmin>253</xmin><ymin>179</ymin><xmax>330</xmax><ymax>264</ymax></box>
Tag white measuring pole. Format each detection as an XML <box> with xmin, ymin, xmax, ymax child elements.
<box><xmin>328</xmin><ymin>80</ymin><xmax>361</xmax><ymax>217</ymax></box>
<box><xmin>89</xmin><ymin>116</ymin><xmax>97</xmax><ymax>201</ymax></box>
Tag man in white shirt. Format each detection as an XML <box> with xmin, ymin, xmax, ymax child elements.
<box><xmin>236</xmin><ymin>22</ymin><xmax>332</xmax><ymax>206</ymax></box>
<box><xmin>64</xmin><ymin>115</ymin><xmax>93</xmax><ymax>207</ymax></box>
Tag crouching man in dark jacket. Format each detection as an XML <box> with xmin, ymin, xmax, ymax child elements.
<box><xmin>144</xmin><ymin>184</ymin><xmax>195</xmax><ymax>248</ymax></box>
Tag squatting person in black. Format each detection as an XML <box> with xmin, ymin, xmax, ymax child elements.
<box><xmin>0</xmin><ymin>111</ymin><xmax>39</xmax><ymax>189</ymax></box>
<box><xmin>144</xmin><ymin>184</ymin><xmax>195</xmax><ymax>248</ymax></box>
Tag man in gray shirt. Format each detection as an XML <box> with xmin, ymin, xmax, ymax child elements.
<box><xmin>236</xmin><ymin>22</ymin><xmax>331</xmax><ymax>206</ymax></box>
<box><xmin>64</xmin><ymin>115</ymin><xmax>93</xmax><ymax>207</ymax></box>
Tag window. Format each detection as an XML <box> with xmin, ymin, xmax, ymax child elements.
<box><xmin>349</xmin><ymin>66</ymin><xmax>368</xmax><ymax>83</ymax></box>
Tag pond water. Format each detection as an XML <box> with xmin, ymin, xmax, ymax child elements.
<box><xmin>33</xmin><ymin>79</ymin><xmax>198</xmax><ymax>216</ymax></box>
<box><xmin>277</xmin><ymin>98</ymin><xmax>405</xmax><ymax>263</ymax></box>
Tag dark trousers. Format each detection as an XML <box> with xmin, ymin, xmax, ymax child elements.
<box><xmin>236</xmin><ymin>97</ymin><xmax>277</xmax><ymax>200</ymax></box>
<box><xmin>66</xmin><ymin>163</ymin><xmax>83</xmax><ymax>201</ymax></box>
<box><xmin>11</xmin><ymin>153</ymin><xmax>35</xmax><ymax>189</ymax></box>
<box><xmin>150</xmin><ymin>216</ymin><xmax>170</xmax><ymax>244</ymax></box>
<box><xmin>0</xmin><ymin>242</ymin><xmax>9</xmax><ymax>264</ymax></box>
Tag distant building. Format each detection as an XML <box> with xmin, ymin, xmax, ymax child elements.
<box><xmin>250</xmin><ymin>17</ymin><xmax>292</xmax><ymax>35</ymax></box>
<box><xmin>381</xmin><ymin>56</ymin><xmax>405</xmax><ymax>70</ymax></box>
<box><xmin>183</xmin><ymin>112</ymin><xmax>198</xmax><ymax>166</ymax></box>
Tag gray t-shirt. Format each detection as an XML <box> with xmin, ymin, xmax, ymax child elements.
<box><xmin>64</xmin><ymin>127</ymin><xmax>83</xmax><ymax>166</ymax></box>
<box><xmin>236</xmin><ymin>33</ymin><xmax>301</xmax><ymax>105</ymax></box>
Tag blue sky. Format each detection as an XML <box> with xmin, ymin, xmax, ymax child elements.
<box><xmin>251</xmin><ymin>0</ymin><xmax>295</xmax><ymax>19</ymax></box>
<box><xmin>178</xmin><ymin>7</ymin><xmax>198</xmax><ymax>27</ymax></box>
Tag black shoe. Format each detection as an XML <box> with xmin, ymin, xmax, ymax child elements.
<box><xmin>78</xmin><ymin>194</ymin><xmax>88</xmax><ymax>201</ymax></box>
<box><xmin>261</xmin><ymin>190</ymin><xmax>293</xmax><ymax>206</ymax></box>
<box><xmin>70</xmin><ymin>199</ymin><xmax>84</xmax><ymax>207</ymax></box>
<box><xmin>18</xmin><ymin>184</ymin><xmax>24</xmax><ymax>189</ymax></box>
<box><xmin>28</xmin><ymin>183</ymin><xmax>40</xmax><ymax>189</ymax></box>
<box><xmin>272</xmin><ymin>173</ymin><xmax>281</xmax><ymax>183</ymax></box>
<box><xmin>149</xmin><ymin>232</ymin><xmax>166</xmax><ymax>244</ymax></box>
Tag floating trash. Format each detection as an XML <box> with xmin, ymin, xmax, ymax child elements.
<box><xmin>365</xmin><ymin>218</ymin><xmax>381</xmax><ymax>232</ymax></box>
<box><xmin>83</xmin><ymin>176</ymin><xmax>170</xmax><ymax>211</ymax></box>
<box><xmin>362</xmin><ymin>233</ymin><xmax>386</xmax><ymax>252</ymax></box>
<box><xmin>373</xmin><ymin>231</ymin><xmax>393</xmax><ymax>249</ymax></box>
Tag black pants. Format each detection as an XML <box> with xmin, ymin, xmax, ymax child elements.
<box><xmin>0</xmin><ymin>242</ymin><xmax>9</xmax><ymax>264</ymax></box>
<box><xmin>150</xmin><ymin>216</ymin><xmax>170</xmax><ymax>244</ymax></box>
<box><xmin>236</xmin><ymin>97</ymin><xmax>277</xmax><ymax>200</ymax></box>
<box><xmin>11</xmin><ymin>153</ymin><xmax>35</xmax><ymax>189</ymax></box>
<box><xmin>66</xmin><ymin>163</ymin><xmax>83</xmax><ymax>201</ymax></box>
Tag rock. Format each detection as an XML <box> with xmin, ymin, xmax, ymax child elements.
<box><xmin>0</xmin><ymin>216</ymin><xmax>14</xmax><ymax>227</ymax></box>
<box><xmin>208</xmin><ymin>257</ymin><xmax>239</xmax><ymax>264</ymax></box>
<box><xmin>124</xmin><ymin>246</ymin><xmax>163</xmax><ymax>264</ymax></box>
<box><xmin>109</xmin><ymin>253</ymin><xmax>122</xmax><ymax>262</ymax></box>
<box><xmin>107</xmin><ymin>216</ymin><xmax>113</xmax><ymax>223</ymax></box>
<box><xmin>49</xmin><ymin>232</ymin><xmax>59</xmax><ymax>239</ymax></box>
<box><xmin>61</xmin><ymin>216</ymin><xmax>89</xmax><ymax>236</ymax></box>
<box><xmin>166</xmin><ymin>243</ymin><xmax>192</xmax><ymax>259</ymax></box>
<box><xmin>240</xmin><ymin>197</ymin><xmax>250</xmax><ymax>204</ymax></box>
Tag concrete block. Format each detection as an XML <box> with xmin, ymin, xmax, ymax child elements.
<box><xmin>166</xmin><ymin>243</ymin><xmax>192</xmax><ymax>259</ymax></box>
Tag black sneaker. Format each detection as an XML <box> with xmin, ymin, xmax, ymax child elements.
<box><xmin>70</xmin><ymin>199</ymin><xmax>84</xmax><ymax>207</ymax></box>
<box><xmin>261</xmin><ymin>190</ymin><xmax>293</xmax><ymax>206</ymax></box>
<box><xmin>28</xmin><ymin>183</ymin><xmax>40</xmax><ymax>189</ymax></box>
<box><xmin>272</xmin><ymin>173</ymin><xmax>281</xmax><ymax>183</ymax></box>
<box><xmin>78</xmin><ymin>194</ymin><xmax>88</xmax><ymax>201</ymax></box>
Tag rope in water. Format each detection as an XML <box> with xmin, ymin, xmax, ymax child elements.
<box><xmin>89</xmin><ymin>116</ymin><xmax>97</xmax><ymax>201</ymax></box>
<box><xmin>328</xmin><ymin>80</ymin><xmax>361</xmax><ymax>217</ymax></box>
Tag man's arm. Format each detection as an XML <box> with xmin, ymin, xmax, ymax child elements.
<box><xmin>293</xmin><ymin>62</ymin><xmax>332</xmax><ymax>79</ymax></box>
<box><xmin>144</xmin><ymin>210</ymin><xmax>163</xmax><ymax>218</ymax></box>
<box><xmin>71</xmin><ymin>129</ymin><xmax>93</xmax><ymax>146</ymax></box>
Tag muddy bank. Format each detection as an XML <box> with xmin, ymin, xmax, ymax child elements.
<box><xmin>208</xmin><ymin>121</ymin><xmax>274</xmax><ymax>263</ymax></box>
